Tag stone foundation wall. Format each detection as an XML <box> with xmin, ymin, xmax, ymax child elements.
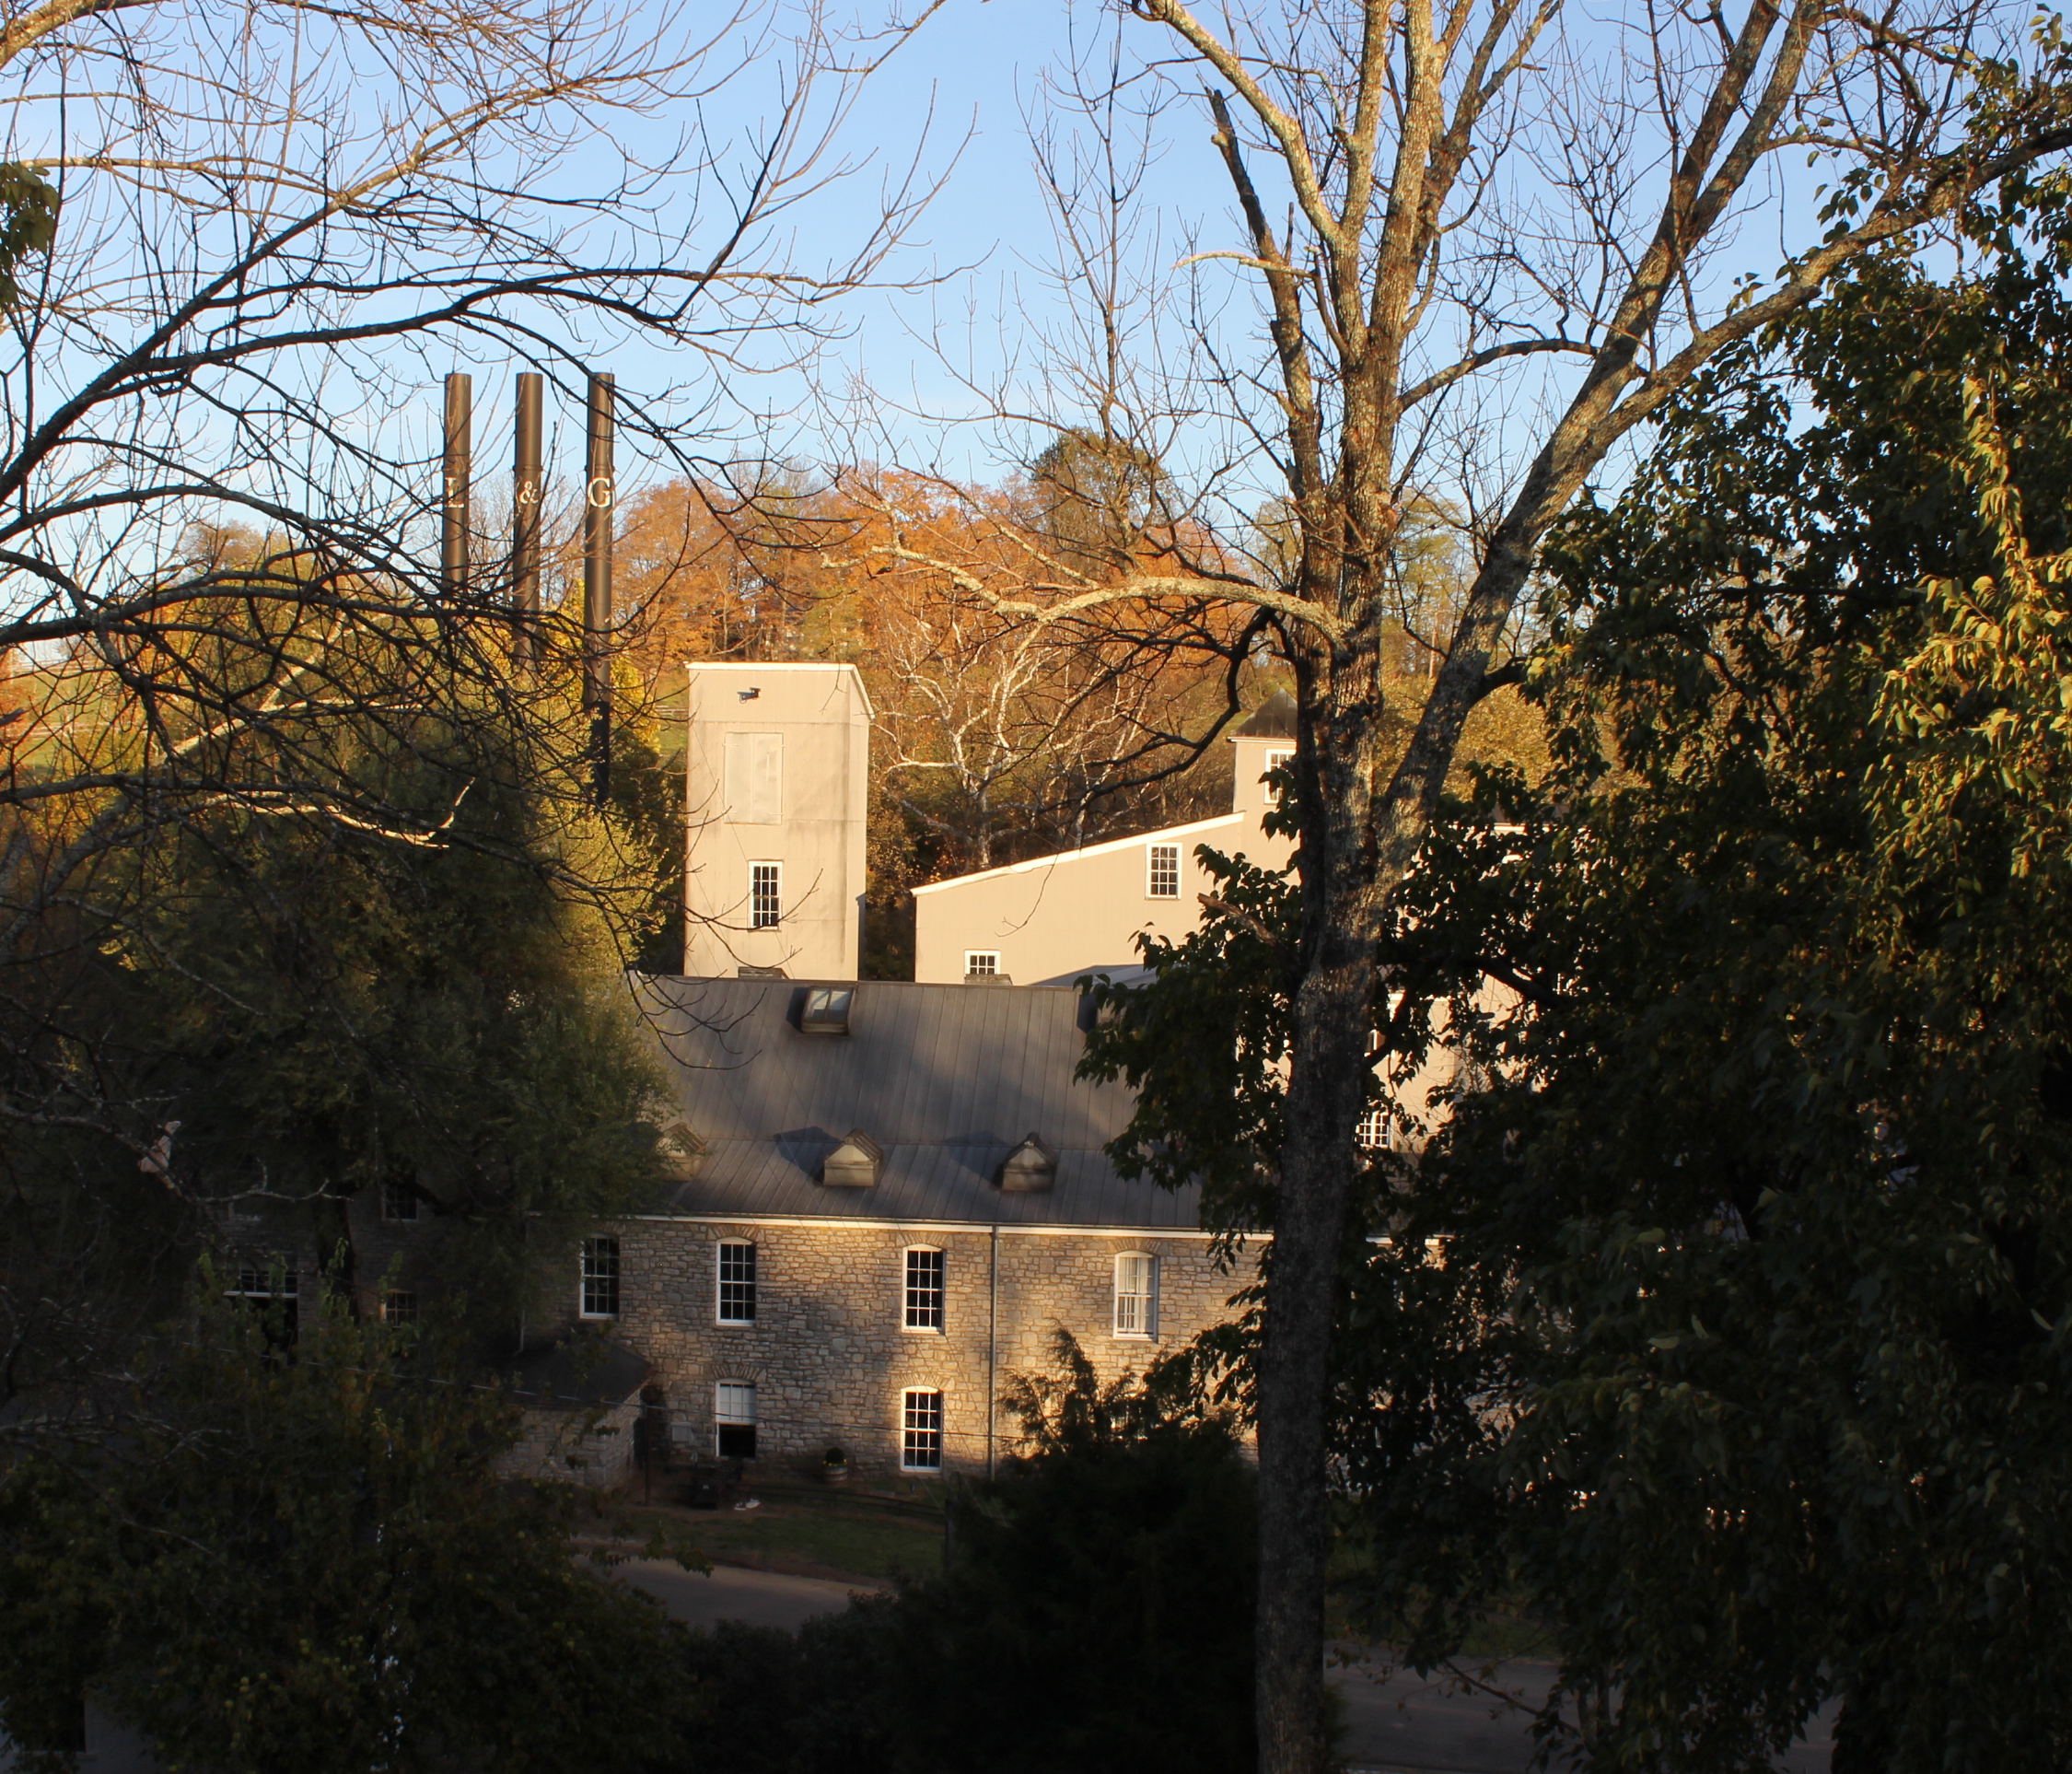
<box><xmin>604</xmin><ymin>1216</ymin><xmax>1257</xmax><ymax>1481</ymax></box>
<box><xmin>495</xmin><ymin>1395</ymin><xmax>642</xmax><ymax>1488</ymax></box>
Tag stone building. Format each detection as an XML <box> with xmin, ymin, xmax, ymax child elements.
<box><xmin>541</xmin><ymin>973</ymin><xmax>1257</xmax><ymax>1481</ymax></box>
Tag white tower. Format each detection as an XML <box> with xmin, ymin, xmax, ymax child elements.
<box><xmin>681</xmin><ymin>661</ymin><xmax>872</xmax><ymax>980</ymax></box>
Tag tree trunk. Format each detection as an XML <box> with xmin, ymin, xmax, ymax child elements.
<box><xmin>1253</xmin><ymin>537</ymin><xmax>1538</xmax><ymax>1772</ymax></box>
<box><xmin>1254</xmin><ymin>980</ymin><xmax>1370</xmax><ymax>1773</ymax></box>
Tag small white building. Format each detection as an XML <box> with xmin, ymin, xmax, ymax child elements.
<box><xmin>913</xmin><ymin>694</ymin><xmax>1299</xmax><ymax>985</ymax></box>
<box><xmin>681</xmin><ymin>661</ymin><xmax>872</xmax><ymax>979</ymax></box>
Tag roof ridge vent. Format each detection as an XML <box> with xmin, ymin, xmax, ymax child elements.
<box><xmin>800</xmin><ymin>985</ymin><xmax>855</xmax><ymax>1035</ymax></box>
<box><xmin>999</xmin><ymin>1132</ymin><xmax>1057</xmax><ymax>1193</ymax></box>
<box><xmin>822</xmin><ymin>1128</ymin><xmax>883</xmax><ymax>1188</ymax></box>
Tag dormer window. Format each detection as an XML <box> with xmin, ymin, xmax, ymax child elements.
<box><xmin>801</xmin><ymin>986</ymin><xmax>854</xmax><ymax>1035</ymax></box>
<box><xmin>823</xmin><ymin>1129</ymin><xmax>883</xmax><ymax>1188</ymax></box>
<box><xmin>658</xmin><ymin>1121</ymin><xmax>706</xmax><ymax>1180</ymax></box>
<box><xmin>999</xmin><ymin>1133</ymin><xmax>1057</xmax><ymax>1193</ymax></box>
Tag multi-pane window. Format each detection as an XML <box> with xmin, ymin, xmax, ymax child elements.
<box><xmin>1263</xmin><ymin>748</ymin><xmax>1295</xmax><ymax>806</ymax></box>
<box><xmin>964</xmin><ymin>951</ymin><xmax>998</xmax><ymax>976</ymax></box>
<box><xmin>1356</xmin><ymin>1107</ymin><xmax>1389</xmax><ymax>1150</ymax></box>
<box><xmin>1147</xmin><ymin>843</ymin><xmax>1181</xmax><ymax>898</ymax></box>
<box><xmin>717</xmin><ymin>1241</ymin><xmax>757</xmax><ymax>1325</ymax></box>
<box><xmin>903</xmin><ymin>1247</ymin><xmax>944</xmax><ymax>1331</ymax></box>
<box><xmin>227</xmin><ymin>1270</ymin><xmax>299</xmax><ymax>1347</ymax></box>
<box><xmin>380</xmin><ymin>1180</ymin><xmax>418</xmax><ymax>1222</ymax></box>
<box><xmin>716</xmin><ymin>1382</ymin><xmax>757</xmax><ymax>1459</ymax></box>
<box><xmin>580</xmin><ymin>1236</ymin><xmax>620</xmax><ymax>1318</ymax></box>
<box><xmin>902</xmin><ymin>1388</ymin><xmax>943</xmax><ymax>1471</ymax></box>
<box><xmin>750</xmin><ymin>862</ymin><xmax>782</xmax><ymax>928</ymax></box>
<box><xmin>384</xmin><ymin>1289</ymin><xmax>417</xmax><ymax>1325</ymax></box>
<box><xmin>1114</xmin><ymin>1254</ymin><xmax>1158</xmax><ymax>1337</ymax></box>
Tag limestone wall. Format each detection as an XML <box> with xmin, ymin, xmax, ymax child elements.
<box><xmin>495</xmin><ymin>1395</ymin><xmax>642</xmax><ymax>1488</ymax></box>
<box><xmin>609</xmin><ymin>1216</ymin><xmax>1257</xmax><ymax>1480</ymax></box>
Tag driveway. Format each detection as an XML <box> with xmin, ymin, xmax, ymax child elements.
<box><xmin>612</xmin><ymin>1555</ymin><xmax>884</xmax><ymax>1633</ymax></box>
<box><xmin>619</xmin><ymin>1560</ymin><xmax>1836</xmax><ymax>1773</ymax></box>
<box><xmin>1331</xmin><ymin>1651</ymin><xmax>1834</xmax><ymax>1772</ymax></box>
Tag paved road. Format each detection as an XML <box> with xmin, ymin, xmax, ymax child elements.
<box><xmin>612</xmin><ymin>1555</ymin><xmax>885</xmax><ymax>1632</ymax></box>
<box><xmin>1331</xmin><ymin>1651</ymin><xmax>1834</xmax><ymax>1773</ymax></box>
<box><xmin>622</xmin><ymin>1559</ymin><xmax>1836</xmax><ymax>1773</ymax></box>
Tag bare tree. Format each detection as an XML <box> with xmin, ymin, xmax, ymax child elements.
<box><xmin>882</xmin><ymin>4</ymin><xmax>2072</xmax><ymax>1768</ymax></box>
<box><xmin>0</xmin><ymin>0</ymin><xmax>936</xmax><ymax>1441</ymax></box>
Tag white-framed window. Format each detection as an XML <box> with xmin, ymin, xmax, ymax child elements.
<box><xmin>965</xmin><ymin>951</ymin><xmax>998</xmax><ymax>976</ymax></box>
<box><xmin>750</xmin><ymin>862</ymin><xmax>782</xmax><ymax>928</ymax></box>
<box><xmin>724</xmin><ymin>732</ymin><xmax>784</xmax><ymax>824</ymax></box>
<box><xmin>716</xmin><ymin>1381</ymin><xmax>757</xmax><ymax>1459</ymax></box>
<box><xmin>383</xmin><ymin>1289</ymin><xmax>417</xmax><ymax>1325</ymax></box>
<box><xmin>380</xmin><ymin>1180</ymin><xmax>418</xmax><ymax>1222</ymax></box>
<box><xmin>717</xmin><ymin>1241</ymin><xmax>756</xmax><ymax>1325</ymax></box>
<box><xmin>1147</xmin><ymin>842</ymin><xmax>1181</xmax><ymax>899</ymax></box>
<box><xmin>1263</xmin><ymin>747</ymin><xmax>1295</xmax><ymax>805</ymax></box>
<box><xmin>1356</xmin><ymin>1107</ymin><xmax>1389</xmax><ymax>1150</ymax></box>
<box><xmin>579</xmin><ymin>1236</ymin><xmax>620</xmax><ymax>1319</ymax></box>
<box><xmin>902</xmin><ymin>1388</ymin><xmax>943</xmax><ymax>1471</ymax></box>
<box><xmin>1113</xmin><ymin>1253</ymin><xmax>1158</xmax><ymax>1337</ymax></box>
<box><xmin>903</xmin><ymin>1247</ymin><xmax>944</xmax><ymax>1331</ymax></box>
<box><xmin>227</xmin><ymin>1269</ymin><xmax>298</xmax><ymax>1346</ymax></box>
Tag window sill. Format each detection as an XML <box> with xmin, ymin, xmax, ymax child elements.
<box><xmin>901</xmin><ymin>1325</ymin><xmax>945</xmax><ymax>1335</ymax></box>
<box><xmin>716</xmin><ymin>1318</ymin><xmax>754</xmax><ymax>1328</ymax></box>
<box><xmin>577</xmin><ymin>1312</ymin><xmax>618</xmax><ymax>1322</ymax></box>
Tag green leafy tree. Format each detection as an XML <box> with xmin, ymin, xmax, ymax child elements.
<box><xmin>968</xmin><ymin>18</ymin><xmax>2072</xmax><ymax>1768</ymax></box>
<box><xmin>0</xmin><ymin>1279</ymin><xmax>699</xmax><ymax>1774</ymax></box>
<box><xmin>5</xmin><ymin>676</ymin><xmax>674</xmax><ymax>1364</ymax></box>
<box><xmin>887</xmin><ymin>1330</ymin><xmax>1258</xmax><ymax>1774</ymax></box>
<box><xmin>1329</xmin><ymin>204</ymin><xmax>2072</xmax><ymax>1770</ymax></box>
<box><xmin>671</xmin><ymin>1333</ymin><xmax>1259</xmax><ymax>1774</ymax></box>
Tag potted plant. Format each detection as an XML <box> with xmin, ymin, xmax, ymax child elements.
<box><xmin>822</xmin><ymin>1445</ymin><xmax>848</xmax><ymax>1483</ymax></box>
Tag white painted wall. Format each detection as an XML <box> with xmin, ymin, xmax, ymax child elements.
<box><xmin>913</xmin><ymin>732</ymin><xmax>1296</xmax><ymax>986</ymax></box>
<box><xmin>682</xmin><ymin>662</ymin><xmax>871</xmax><ymax>980</ymax></box>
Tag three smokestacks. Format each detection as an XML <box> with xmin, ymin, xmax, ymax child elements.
<box><xmin>439</xmin><ymin>368</ymin><xmax>614</xmax><ymax>802</ymax></box>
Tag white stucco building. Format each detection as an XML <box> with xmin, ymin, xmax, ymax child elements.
<box><xmin>912</xmin><ymin>694</ymin><xmax>1299</xmax><ymax>985</ymax></box>
<box><xmin>681</xmin><ymin>661</ymin><xmax>872</xmax><ymax>979</ymax></box>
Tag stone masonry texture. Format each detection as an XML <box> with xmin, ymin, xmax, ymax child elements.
<box><xmin>597</xmin><ymin>1217</ymin><xmax>1258</xmax><ymax>1481</ymax></box>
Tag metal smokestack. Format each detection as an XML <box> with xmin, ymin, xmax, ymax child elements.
<box><xmin>511</xmin><ymin>372</ymin><xmax>542</xmax><ymax>662</ymax></box>
<box><xmin>583</xmin><ymin>372</ymin><xmax>615</xmax><ymax>805</ymax></box>
<box><xmin>440</xmin><ymin>372</ymin><xmax>471</xmax><ymax>598</ymax></box>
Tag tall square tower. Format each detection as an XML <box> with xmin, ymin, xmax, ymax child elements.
<box><xmin>681</xmin><ymin>661</ymin><xmax>872</xmax><ymax>979</ymax></box>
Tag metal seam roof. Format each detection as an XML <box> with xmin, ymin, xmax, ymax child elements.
<box><xmin>637</xmin><ymin>975</ymin><xmax>1201</xmax><ymax>1231</ymax></box>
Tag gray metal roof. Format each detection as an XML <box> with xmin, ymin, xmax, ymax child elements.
<box><xmin>1233</xmin><ymin>689</ymin><xmax>1298</xmax><ymax>740</ymax></box>
<box><xmin>636</xmin><ymin>976</ymin><xmax>1202</xmax><ymax>1231</ymax></box>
